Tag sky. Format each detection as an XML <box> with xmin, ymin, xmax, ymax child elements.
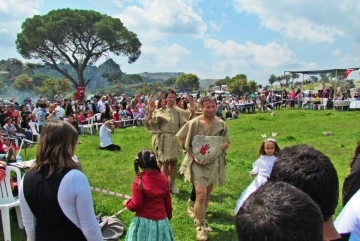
<box><xmin>1</xmin><ymin>0</ymin><xmax>360</xmax><ymax>84</ymax></box>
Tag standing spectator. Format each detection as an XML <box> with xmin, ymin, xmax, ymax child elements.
<box><xmin>53</xmin><ymin>91</ymin><xmax>62</xmax><ymax>103</ymax></box>
<box><xmin>19</xmin><ymin>121</ymin><xmax>102</xmax><ymax>241</ymax></box>
<box><xmin>62</xmin><ymin>98</ymin><xmax>73</xmax><ymax>116</ymax></box>
<box><xmin>97</xmin><ymin>96</ymin><xmax>106</xmax><ymax>113</ymax></box>
<box><xmin>236</xmin><ymin>182</ymin><xmax>323</xmax><ymax>241</ymax></box>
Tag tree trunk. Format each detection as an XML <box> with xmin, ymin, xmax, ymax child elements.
<box><xmin>77</xmin><ymin>69</ymin><xmax>85</xmax><ymax>87</ymax></box>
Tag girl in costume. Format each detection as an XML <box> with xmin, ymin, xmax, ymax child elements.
<box><xmin>123</xmin><ymin>150</ymin><xmax>174</xmax><ymax>241</ymax></box>
<box><xmin>234</xmin><ymin>136</ymin><xmax>280</xmax><ymax>214</ymax></box>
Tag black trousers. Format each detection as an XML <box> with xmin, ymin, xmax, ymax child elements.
<box><xmin>100</xmin><ymin>144</ymin><xmax>121</xmax><ymax>151</ymax></box>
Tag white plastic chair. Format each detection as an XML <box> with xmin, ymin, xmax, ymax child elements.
<box><xmin>28</xmin><ymin>122</ymin><xmax>40</xmax><ymax>142</ymax></box>
<box><xmin>0</xmin><ymin>166</ymin><xmax>24</xmax><ymax>241</ymax></box>
<box><xmin>93</xmin><ymin>113</ymin><xmax>103</xmax><ymax>132</ymax></box>
<box><xmin>319</xmin><ymin>98</ymin><xmax>328</xmax><ymax>110</ymax></box>
<box><xmin>80</xmin><ymin>116</ymin><xmax>95</xmax><ymax>135</ymax></box>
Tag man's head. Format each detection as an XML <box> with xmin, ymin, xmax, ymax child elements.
<box><xmin>49</xmin><ymin>103</ymin><xmax>56</xmax><ymax>113</ymax></box>
<box><xmin>236</xmin><ymin>181</ymin><xmax>323</xmax><ymax>241</ymax></box>
<box><xmin>165</xmin><ymin>89</ymin><xmax>176</xmax><ymax>107</ymax></box>
<box><xmin>269</xmin><ymin>144</ymin><xmax>339</xmax><ymax>221</ymax></box>
<box><xmin>200</xmin><ymin>96</ymin><xmax>217</xmax><ymax>119</ymax></box>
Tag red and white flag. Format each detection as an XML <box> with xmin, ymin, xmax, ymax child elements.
<box><xmin>344</xmin><ymin>69</ymin><xmax>354</xmax><ymax>78</ymax></box>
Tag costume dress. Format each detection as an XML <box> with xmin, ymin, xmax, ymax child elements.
<box><xmin>125</xmin><ymin>170</ymin><xmax>174</xmax><ymax>241</ymax></box>
<box><xmin>176</xmin><ymin>116</ymin><xmax>230</xmax><ymax>186</ymax></box>
<box><xmin>234</xmin><ymin>155</ymin><xmax>276</xmax><ymax>213</ymax></box>
<box><xmin>145</xmin><ymin>107</ymin><xmax>190</xmax><ymax>162</ymax></box>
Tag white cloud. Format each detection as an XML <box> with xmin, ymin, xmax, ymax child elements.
<box><xmin>117</xmin><ymin>0</ymin><xmax>207</xmax><ymax>42</ymax></box>
<box><xmin>0</xmin><ymin>0</ymin><xmax>42</xmax><ymax>47</ymax></box>
<box><xmin>203</xmin><ymin>37</ymin><xmax>318</xmax><ymax>80</ymax></box>
<box><xmin>142</xmin><ymin>43</ymin><xmax>191</xmax><ymax>68</ymax></box>
<box><xmin>233</xmin><ymin>0</ymin><xmax>358</xmax><ymax>44</ymax></box>
<box><xmin>204</xmin><ymin>38</ymin><xmax>298</xmax><ymax>68</ymax></box>
<box><xmin>209</xmin><ymin>20</ymin><xmax>221</xmax><ymax>31</ymax></box>
<box><xmin>332</xmin><ymin>49</ymin><xmax>342</xmax><ymax>56</ymax></box>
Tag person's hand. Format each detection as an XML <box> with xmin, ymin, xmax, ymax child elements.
<box><xmin>220</xmin><ymin>143</ymin><xmax>229</xmax><ymax>151</ymax></box>
<box><xmin>188</xmin><ymin>99</ymin><xmax>196</xmax><ymax>113</ymax></box>
<box><xmin>122</xmin><ymin>199</ymin><xmax>129</xmax><ymax>207</ymax></box>
<box><xmin>0</xmin><ymin>161</ymin><xmax>7</xmax><ymax>168</ymax></box>
<box><xmin>249</xmin><ymin>171</ymin><xmax>256</xmax><ymax>176</ymax></box>
<box><xmin>194</xmin><ymin>158</ymin><xmax>205</xmax><ymax>165</ymax></box>
<box><xmin>148</xmin><ymin>100</ymin><xmax>156</xmax><ymax>113</ymax></box>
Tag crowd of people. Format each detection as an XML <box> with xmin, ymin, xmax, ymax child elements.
<box><xmin>0</xmin><ymin>88</ymin><xmax>358</xmax><ymax>241</ymax></box>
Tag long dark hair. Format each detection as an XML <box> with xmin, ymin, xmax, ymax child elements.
<box><xmin>258</xmin><ymin>140</ymin><xmax>280</xmax><ymax>157</ymax></box>
<box><xmin>133</xmin><ymin>150</ymin><xmax>161</xmax><ymax>190</ymax></box>
<box><xmin>350</xmin><ymin>142</ymin><xmax>360</xmax><ymax>168</ymax></box>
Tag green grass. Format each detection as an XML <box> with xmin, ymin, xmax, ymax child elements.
<box><xmin>3</xmin><ymin>108</ymin><xmax>360</xmax><ymax>241</ymax></box>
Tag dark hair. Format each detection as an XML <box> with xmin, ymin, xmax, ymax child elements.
<box><xmin>350</xmin><ymin>141</ymin><xmax>360</xmax><ymax>168</ymax></box>
<box><xmin>236</xmin><ymin>181</ymin><xmax>323</xmax><ymax>241</ymax></box>
<box><xmin>269</xmin><ymin>144</ymin><xmax>339</xmax><ymax>221</ymax></box>
<box><xmin>200</xmin><ymin>96</ymin><xmax>216</xmax><ymax>107</ymax></box>
<box><xmin>157</xmin><ymin>98</ymin><xmax>167</xmax><ymax>109</ymax></box>
<box><xmin>164</xmin><ymin>88</ymin><xmax>176</xmax><ymax>98</ymax></box>
<box><xmin>34</xmin><ymin>121</ymin><xmax>79</xmax><ymax>177</ymax></box>
<box><xmin>258</xmin><ymin>140</ymin><xmax>280</xmax><ymax>157</ymax></box>
<box><xmin>134</xmin><ymin>150</ymin><xmax>161</xmax><ymax>190</ymax></box>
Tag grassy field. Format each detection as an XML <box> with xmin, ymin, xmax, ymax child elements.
<box><xmin>3</xmin><ymin>108</ymin><xmax>360</xmax><ymax>241</ymax></box>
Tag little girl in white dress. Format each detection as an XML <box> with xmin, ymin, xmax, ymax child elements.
<box><xmin>234</xmin><ymin>139</ymin><xmax>280</xmax><ymax>214</ymax></box>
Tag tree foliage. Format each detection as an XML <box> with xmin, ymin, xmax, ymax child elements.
<box><xmin>31</xmin><ymin>73</ymin><xmax>49</xmax><ymax>87</ymax></box>
<box><xmin>175</xmin><ymin>74</ymin><xmax>199</xmax><ymax>91</ymax></box>
<box><xmin>226</xmin><ymin>74</ymin><xmax>258</xmax><ymax>96</ymax></box>
<box><xmin>268</xmin><ymin>74</ymin><xmax>277</xmax><ymax>86</ymax></box>
<box><xmin>13</xmin><ymin>74</ymin><xmax>33</xmax><ymax>90</ymax></box>
<box><xmin>16</xmin><ymin>8</ymin><xmax>142</xmax><ymax>89</ymax></box>
<box><xmin>163</xmin><ymin>77</ymin><xmax>176</xmax><ymax>87</ymax></box>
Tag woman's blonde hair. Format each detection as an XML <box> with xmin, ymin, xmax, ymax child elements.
<box><xmin>34</xmin><ymin>121</ymin><xmax>79</xmax><ymax>177</ymax></box>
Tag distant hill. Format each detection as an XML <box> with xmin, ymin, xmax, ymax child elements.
<box><xmin>137</xmin><ymin>72</ymin><xmax>185</xmax><ymax>82</ymax></box>
<box><xmin>199</xmin><ymin>79</ymin><xmax>220</xmax><ymax>89</ymax></box>
<box><xmin>0</xmin><ymin>58</ymin><xmax>218</xmax><ymax>91</ymax></box>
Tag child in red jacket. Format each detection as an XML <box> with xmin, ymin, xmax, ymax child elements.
<box><xmin>123</xmin><ymin>149</ymin><xmax>174</xmax><ymax>241</ymax></box>
<box><xmin>0</xmin><ymin>161</ymin><xmax>18</xmax><ymax>196</ymax></box>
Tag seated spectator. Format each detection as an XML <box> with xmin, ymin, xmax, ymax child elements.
<box><xmin>119</xmin><ymin>106</ymin><xmax>128</xmax><ymax>118</ymax></box>
<box><xmin>225</xmin><ymin>109</ymin><xmax>233</xmax><ymax>119</ymax></box>
<box><xmin>85</xmin><ymin>109</ymin><xmax>93</xmax><ymax>121</ymax></box>
<box><xmin>125</xmin><ymin>105</ymin><xmax>133</xmax><ymax>119</ymax></box>
<box><xmin>101</xmin><ymin>103</ymin><xmax>112</xmax><ymax>122</ymax></box>
<box><xmin>99</xmin><ymin>120</ymin><xmax>120</xmax><ymax>151</ymax></box>
<box><xmin>67</xmin><ymin>114</ymin><xmax>81</xmax><ymax>136</ymax></box>
<box><xmin>113</xmin><ymin>105</ymin><xmax>121</xmax><ymax>128</ymax></box>
<box><xmin>232</xmin><ymin>109</ymin><xmax>239</xmax><ymax>119</ymax></box>
<box><xmin>76</xmin><ymin>111</ymin><xmax>87</xmax><ymax>124</ymax></box>
<box><xmin>269</xmin><ymin>144</ymin><xmax>349</xmax><ymax>241</ymax></box>
<box><xmin>0</xmin><ymin>160</ymin><xmax>18</xmax><ymax>196</ymax></box>
<box><xmin>342</xmin><ymin>141</ymin><xmax>360</xmax><ymax>206</ymax></box>
<box><xmin>236</xmin><ymin>181</ymin><xmax>323</xmax><ymax>241</ymax></box>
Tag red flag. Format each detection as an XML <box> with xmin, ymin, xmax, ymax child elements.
<box><xmin>344</xmin><ymin>69</ymin><xmax>353</xmax><ymax>78</ymax></box>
